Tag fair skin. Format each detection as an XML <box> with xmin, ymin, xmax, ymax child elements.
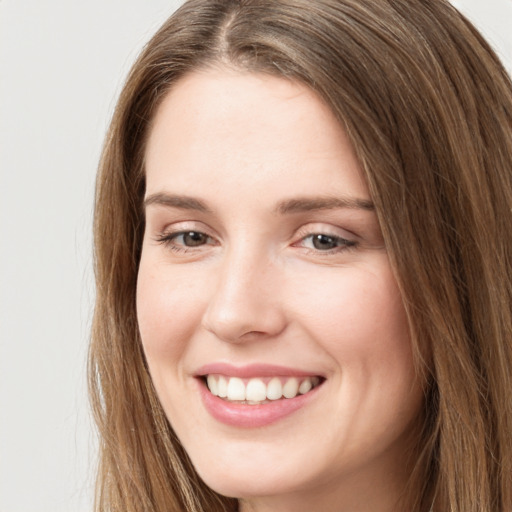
<box><xmin>137</xmin><ymin>68</ymin><xmax>423</xmax><ymax>512</ymax></box>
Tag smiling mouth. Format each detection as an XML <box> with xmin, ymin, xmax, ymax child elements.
<box><xmin>203</xmin><ymin>374</ymin><xmax>324</xmax><ymax>405</ymax></box>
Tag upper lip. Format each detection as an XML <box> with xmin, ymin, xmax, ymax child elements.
<box><xmin>195</xmin><ymin>362</ymin><xmax>324</xmax><ymax>379</ymax></box>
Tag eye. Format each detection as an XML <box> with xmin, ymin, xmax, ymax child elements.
<box><xmin>155</xmin><ymin>230</ymin><xmax>215</xmax><ymax>251</ymax></box>
<box><xmin>174</xmin><ymin>231</ymin><xmax>210</xmax><ymax>247</ymax></box>
<box><xmin>300</xmin><ymin>233</ymin><xmax>357</xmax><ymax>252</ymax></box>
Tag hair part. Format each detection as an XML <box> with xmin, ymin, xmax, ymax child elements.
<box><xmin>90</xmin><ymin>1</ymin><xmax>512</xmax><ymax>510</ymax></box>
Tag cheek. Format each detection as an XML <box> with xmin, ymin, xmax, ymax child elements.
<box><xmin>290</xmin><ymin>264</ymin><xmax>410</xmax><ymax>359</ymax></box>
<box><xmin>136</xmin><ymin>260</ymin><xmax>206</xmax><ymax>362</ymax></box>
<box><xmin>290</xmin><ymin>263</ymin><xmax>419</xmax><ymax>417</ymax></box>
<box><xmin>290</xmin><ymin>266</ymin><xmax>420</xmax><ymax>451</ymax></box>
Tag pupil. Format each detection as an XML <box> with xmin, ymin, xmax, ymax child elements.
<box><xmin>184</xmin><ymin>232</ymin><xmax>206</xmax><ymax>246</ymax></box>
<box><xmin>312</xmin><ymin>234</ymin><xmax>337</xmax><ymax>250</ymax></box>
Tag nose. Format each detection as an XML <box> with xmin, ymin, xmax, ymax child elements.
<box><xmin>201</xmin><ymin>248</ymin><xmax>287</xmax><ymax>344</ymax></box>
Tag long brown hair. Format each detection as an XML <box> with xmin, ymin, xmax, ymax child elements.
<box><xmin>89</xmin><ymin>1</ymin><xmax>512</xmax><ymax>510</ymax></box>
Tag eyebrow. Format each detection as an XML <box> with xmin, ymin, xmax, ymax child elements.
<box><xmin>144</xmin><ymin>193</ymin><xmax>213</xmax><ymax>213</ymax></box>
<box><xmin>143</xmin><ymin>193</ymin><xmax>374</xmax><ymax>215</ymax></box>
<box><xmin>275</xmin><ymin>196</ymin><xmax>374</xmax><ymax>214</ymax></box>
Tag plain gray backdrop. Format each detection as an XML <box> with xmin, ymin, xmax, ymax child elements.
<box><xmin>0</xmin><ymin>1</ymin><xmax>510</xmax><ymax>511</ymax></box>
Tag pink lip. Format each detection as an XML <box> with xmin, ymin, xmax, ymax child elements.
<box><xmin>195</xmin><ymin>363</ymin><xmax>324</xmax><ymax>428</ymax></box>
<box><xmin>198</xmin><ymin>382</ymin><xmax>321</xmax><ymax>428</ymax></box>
<box><xmin>195</xmin><ymin>362</ymin><xmax>322</xmax><ymax>379</ymax></box>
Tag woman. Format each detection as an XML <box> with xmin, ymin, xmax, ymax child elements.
<box><xmin>89</xmin><ymin>0</ymin><xmax>512</xmax><ymax>511</ymax></box>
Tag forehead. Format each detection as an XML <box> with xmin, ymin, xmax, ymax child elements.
<box><xmin>144</xmin><ymin>68</ymin><xmax>368</xmax><ymax>202</ymax></box>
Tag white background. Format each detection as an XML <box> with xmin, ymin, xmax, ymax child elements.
<box><xmin>0</xmin><ymin>1</ymin><xmax>510</xmax><ymax>511</ymax></box>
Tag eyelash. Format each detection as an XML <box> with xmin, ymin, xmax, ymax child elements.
<box><xmin>155</xmin><ymin>231</ymin><xmax>216</xmax><ymax>253</ymax></box>
<box><xmin>296</xmin><ymin>233</ymin><xmax>357</xmax><ymax>254</ymax></box>
<box><xmin>154</xmin><ymin>229</ymin><xmax>357</xmax><ymax>255</ymax></box>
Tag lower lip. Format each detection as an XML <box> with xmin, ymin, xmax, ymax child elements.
<box><xmin>198</xmin><ymin>379</ymin><xmax>321</xmax><ymax>428</ymax></box>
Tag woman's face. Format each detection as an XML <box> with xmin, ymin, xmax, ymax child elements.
<box><xmin>137</xmin><ymin>69</ymin><xmax>423</xmax><ymax>511</ymax></box>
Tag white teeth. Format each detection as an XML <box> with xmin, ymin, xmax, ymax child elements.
<box><xmin>217</xmin><ymin>376</ymin><xmax>228</xmax><ymax>398</ymax></box>
<box><xmin>246</xmin><ymin>378</ymin><xmax>267</xmax><ymax>401</ymax></box>
<box><xmin>206</xmin><ymin>375</ymin><xmax>218</xmax><ymax>396</ymax></box>
<box><xmin>282</xmin><ymin>377</ymin><xmax>299</xmax><ymax>398</ymax></box>
<box><xmin>206</xmin><ymin>375</ymin><xmax>321</xmax><ymax>403</ymax></box>
<box><xmin>227</xmin><ymin>377</ymin><xmax>246</xmax><ymax>401</ymax></box>
<box><xmin>266</xmin><ymin>377</ymin><xmax>283</xmax><ymax>400</ymax></box>
<box><xmin>299</xmin><ymin>379</ymin><xmax>312</xmax><ymax>394</ymax></box>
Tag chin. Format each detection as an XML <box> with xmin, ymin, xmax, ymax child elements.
<box><xmin>197</xmin><ymin>463</ymin><xmax>301</xmax><ymax>500</ymax></box>
<box><xmin>183</xmin><ymin>438</ymin><xmax>305</xmax><ymax>498</ymax></box>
